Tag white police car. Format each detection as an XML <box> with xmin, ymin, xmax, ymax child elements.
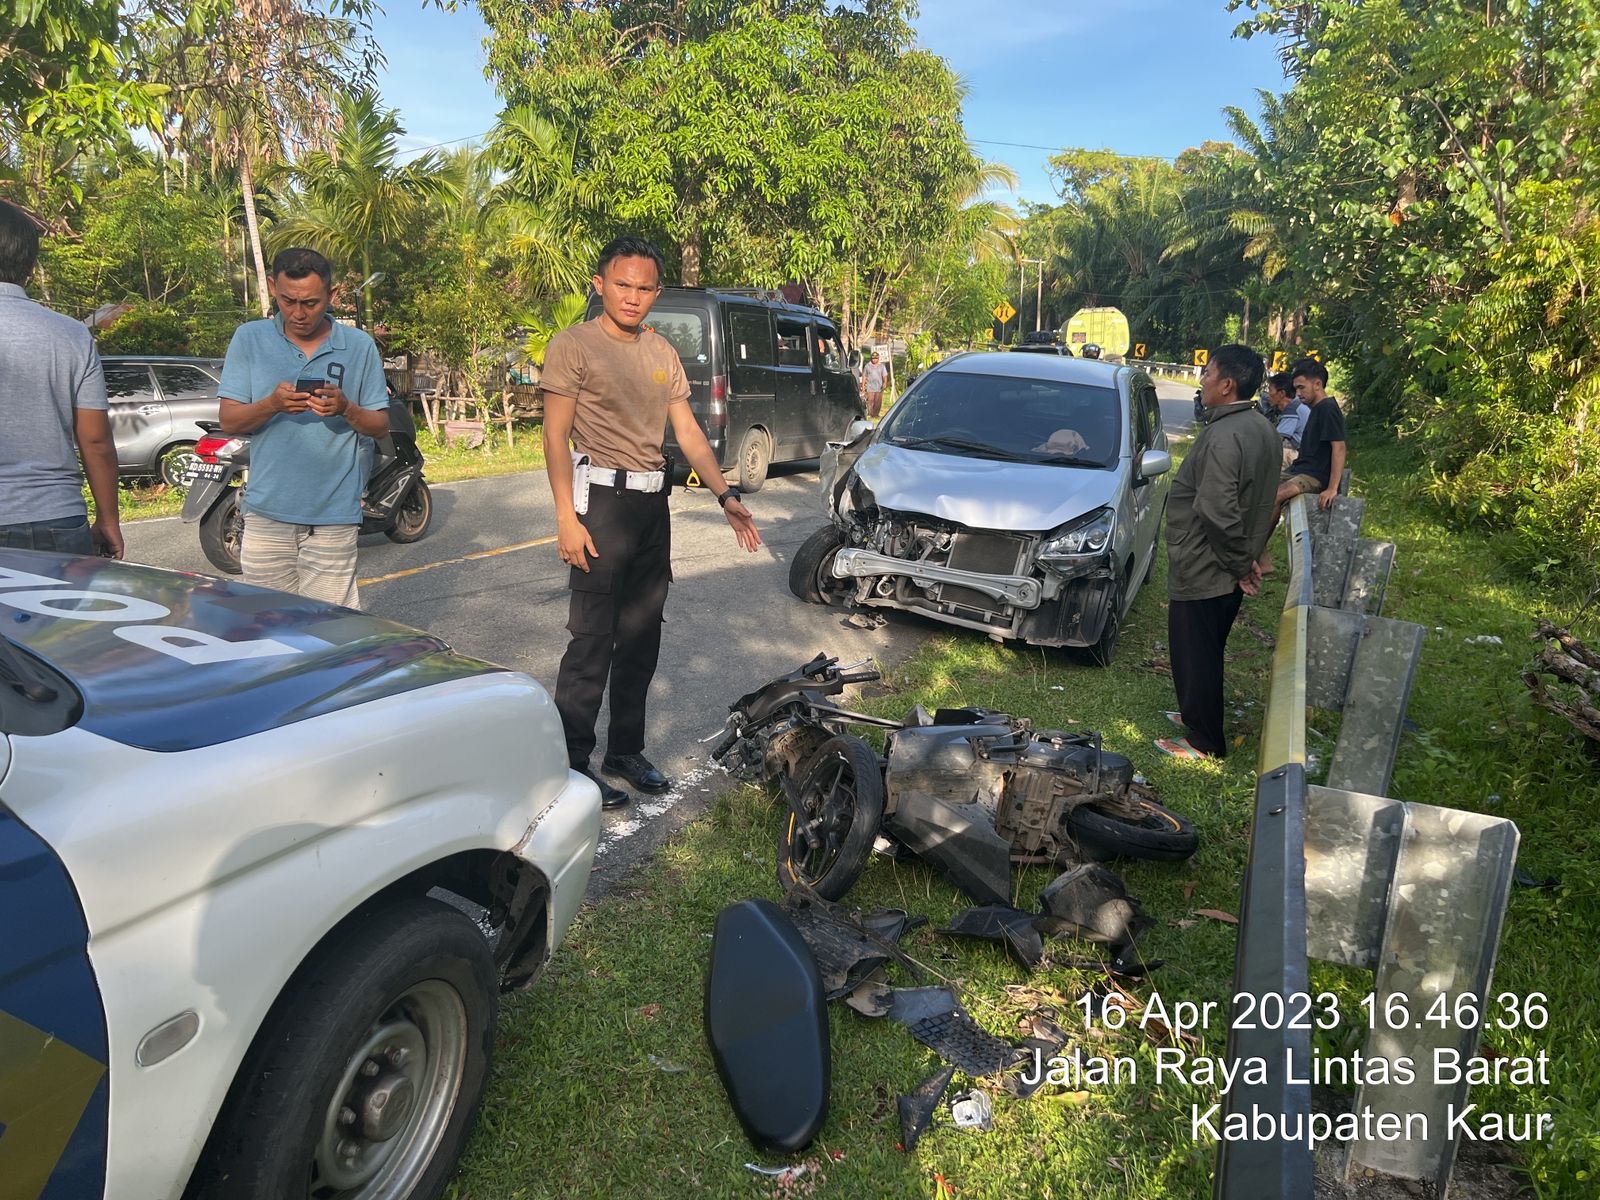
<box><xmin>0</xmin><ymin>550</ymin><xmax>601</xmax><ymax>1200</ymax></box>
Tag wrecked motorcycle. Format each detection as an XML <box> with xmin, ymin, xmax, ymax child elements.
<box><xmin>711</xmin><ymin>654</ymin><xmax>1197</xmax><ymax>902</ymax></box>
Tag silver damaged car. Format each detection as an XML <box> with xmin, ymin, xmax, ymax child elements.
<box><xmin>789</xmin><ymin>352</ymin><xmax>1172</xmax><ymax>664</ymax></box>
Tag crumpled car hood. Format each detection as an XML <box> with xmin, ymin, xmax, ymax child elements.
<box><xmin>852</xmin><ymin>443</ymin><xmax>1121</xmax><ymax>532</ymax></box>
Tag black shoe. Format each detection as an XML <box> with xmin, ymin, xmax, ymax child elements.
<box><xmin>578</xmin><ymin>767</ymin><xmax>631</xmax><ymax>810</ymax></box>
<box><xmin>602</xmin><ymin>752</ymin><xmax>671</xmax><ymax>794</ymax></box>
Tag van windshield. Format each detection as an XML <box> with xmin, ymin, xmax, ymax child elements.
<box><xmin>645</xmin><ymin>311</ymin><xmax>710</xmax><ymax>366</ymax></box>
<box><xmin>878</xmin><ymin>371</ymin><xmax>1121</xmax><ymax>468</ymax></box>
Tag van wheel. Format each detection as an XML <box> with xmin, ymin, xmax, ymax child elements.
<box><xmin>737</xmin><ymin>428</ymin><xmax>770</xmax><ymax>493</ymax></box>
<box><xmin>187</xmin><ymin>897</ymin><xmax>496</xmax><ymax>1200</ymax></box>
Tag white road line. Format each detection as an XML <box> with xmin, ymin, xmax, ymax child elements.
<box><xmin>593</xmin><ymin>762</ymin><xmax>722</xmax><ymax>855</ymax></box>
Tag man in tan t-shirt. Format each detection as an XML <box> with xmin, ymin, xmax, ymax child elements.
<box><xmin>542</xmin><ymin>235</ymin><xmax>760</xmax><ymax>808</ymax></box>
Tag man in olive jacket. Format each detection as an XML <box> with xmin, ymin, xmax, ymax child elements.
<box><xmin>1159</xmin><ymin>344</ymin><xmax>1280</xmax><ymax>759</ymax></box>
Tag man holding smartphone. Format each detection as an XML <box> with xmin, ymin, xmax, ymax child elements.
<box><xmin>217</xmin><ymin>247</ymin><xmax>390</xmax><ymax>606</ymax></box>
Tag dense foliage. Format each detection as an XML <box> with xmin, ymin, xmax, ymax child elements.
<box><xmin>1230</xmin><ymin>0</ymin><xmax>1600</xmax><ymax>578</ymax></box>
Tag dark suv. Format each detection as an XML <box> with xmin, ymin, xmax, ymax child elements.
<box><xmin>101</xmin><ymin>356</ymin><xmax>223</xmax><ymax>487</ymax></box>
<box><xmin>581</xmin><ymin>288</ymin><xmax>864</xmax><ymax>491</ymax></box>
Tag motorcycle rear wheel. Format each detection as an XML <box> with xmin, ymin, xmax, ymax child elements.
<box><xmin>776</xmin><ymin>735</ymin><xmax>884</xmax><ymax>901</ymax></box>
<box><xmin>1066</xmin><ymin>795</ymin><xmax>1197</xmax><ymax>862</ymax></box>
<box><xmin>386</xmin><ymin>480</ymin><xmax>433</xmax><ymax>544</ymax></box>
<box><xmin>199</xmin><ymin>486</ymin><xmax>244</xmax><ymax>575</ymax></box>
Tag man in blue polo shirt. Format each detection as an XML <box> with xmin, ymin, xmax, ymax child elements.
<box><xmin>217</xmin><ymin>248</ymin><xmax>389</xmax><ymax>606</ymax></box>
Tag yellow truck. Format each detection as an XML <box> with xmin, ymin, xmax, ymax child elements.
<box><xmin>1064</xmin><ymin>307</ymin><xmax>1131</xmax><ymax>358</ymax></box>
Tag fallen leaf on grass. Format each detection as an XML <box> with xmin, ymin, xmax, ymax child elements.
<box><xmin>635</xmin><ymin>1003</ymin><xmax>661</xmax><ymax>1018</ymax></box>
<box><xmin>1193</xmin><ymin>908</ymin><xmax>1239</xmax><ymax>924</ymax></box>
<box><xmin>1182</xmin><ymin>880</ymin><xmax>1197</xmax><ymax>900</ymax></box>
<box><xmin>1168</xmin><ymin>919</ymin><xmax>1197</xmax><ymax>929</ymax></box>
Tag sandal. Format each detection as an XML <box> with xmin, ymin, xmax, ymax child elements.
<box><xmin>1154</xmin><ymin>736</ymin><xmax>1210</xmax><ymax>760</ymax></box>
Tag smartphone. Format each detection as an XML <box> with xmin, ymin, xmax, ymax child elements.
<box><xmin>294</xmin><ymin>377</ymin><xmax>327</xmax><ymax>395</ymax></box>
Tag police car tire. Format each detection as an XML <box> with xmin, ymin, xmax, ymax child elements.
<box><xmin>188</xmin><ymin>896</ymin><xmax>496</xmax><ymax>1200</ymax></box>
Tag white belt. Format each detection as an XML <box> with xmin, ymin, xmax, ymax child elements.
<box><xmin>587</xmin><ymin>464</ymin><xmax>667</xmax><ymax>493</ymax></box>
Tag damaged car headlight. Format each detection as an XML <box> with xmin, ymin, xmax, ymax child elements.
<box><xmin>1037</xmin><ymin>508</ymin><xmax>1115</xmax><ymax>568</ymax></box>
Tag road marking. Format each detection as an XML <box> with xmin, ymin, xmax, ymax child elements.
<box><xmin>359</xmin><ymin>535</ymin><xmax>558</xmax><ymax>588</ymax></box>
<box><xmin>593</xmin><ymin>763</ymin><xmax>721</xmax><ymax>856</ymax></box>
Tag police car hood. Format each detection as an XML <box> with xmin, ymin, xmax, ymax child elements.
<box><xmin>0</xmin><ymin>551</ymin><xmax>502</xmax><ymax>752</ymax></box>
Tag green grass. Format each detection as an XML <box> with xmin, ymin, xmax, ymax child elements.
<box><xmin>107</xmin><ymin>426</ymin><xmax>549</xmax><ymax>522</ymax></box>
<box><xmin>447</xmin><ymin>419</ymin><xmax>1600</xmax><ymax>1199</ymax></box>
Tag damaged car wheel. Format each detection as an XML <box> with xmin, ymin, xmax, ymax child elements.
<box><xmin>1084</xmin><ymin>577</ymin><xmax>1125</xmax><ymax>668</ymax></box>
<box><xmin>1067</xmin><ymin>796</ymin><xmax>1198</xmax><ymax>862</ymax></box>
<box><xmin>777</xmin><ymin>735</ymin><xmax>885</xmax><ymax>900</ymax></box>
<box><xmin>788</xmin><ymin>525</ymin><xmax>847</xmax><ymax>605</ymax></box>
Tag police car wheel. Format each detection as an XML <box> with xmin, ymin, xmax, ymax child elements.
<box><xmin>189</xmin><ymin>896</ymin><xmax>496</xmax><ymax>1200</ymax></box>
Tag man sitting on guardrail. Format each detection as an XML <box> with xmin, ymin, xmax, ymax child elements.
<box><xmin>1256</xmin><ymin>357</ymin><xmax>1347</xmax><ymax>578</ymax></box>
<box><xmin>1158</xmin><ymin>344</ymin><xmax>1281</xmax><ymax>760</ymax></box>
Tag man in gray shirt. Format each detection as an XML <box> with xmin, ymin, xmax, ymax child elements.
<box><xmin>0</xmin><ymin>201</ymin><xmax>122</xmax><ymax>557</ymax></box>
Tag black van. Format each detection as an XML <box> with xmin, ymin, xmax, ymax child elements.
<box><xmin>582</xmin><ymin>287</ymin><xmax>864</xmax><ymax>492</ymax></box>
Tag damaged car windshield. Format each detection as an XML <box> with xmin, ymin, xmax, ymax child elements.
<box><xmin>879</xmin><ymin>372</ymin><xmax>1121</xmax><ymax>469</ymax></box>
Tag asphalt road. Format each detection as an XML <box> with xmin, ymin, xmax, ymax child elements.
<box><xmin>119</xmin><ymin>380</ymin><xmax>1200</xmax><ymax>883</ymax></box>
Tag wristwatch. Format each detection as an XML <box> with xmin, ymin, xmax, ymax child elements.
<box><xmin>717</xmin><ymin>486</ymin><xmax>742</xmax><ymax>509</ymax></box>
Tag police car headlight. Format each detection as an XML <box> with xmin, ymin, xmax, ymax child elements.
<box><xmin>1037</xmin><ymin>508</ymin><xmax>1115</xmax><ymax>568</ymax></box>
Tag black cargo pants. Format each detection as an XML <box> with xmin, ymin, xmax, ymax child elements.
<box><xmin>554</xmin><ymin>482</ymin><xmax>671</xmax><ymax>770</ymax></box>
<box><xmin>1167</xmin><ymin>586</ymin><xmax>1246</xmax><ymax>757</ymax></box>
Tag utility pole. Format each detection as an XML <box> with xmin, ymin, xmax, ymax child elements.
<box><xmin>1021</xmin><ymin>258</ymin><xmax>1045</xmax><ymax>332</ymax></box>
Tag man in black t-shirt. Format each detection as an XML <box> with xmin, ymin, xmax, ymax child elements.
<box><xmin>1257</xmin><ymin>358</ymin><xmax>1347</xmax><ymax>575</ymax></box>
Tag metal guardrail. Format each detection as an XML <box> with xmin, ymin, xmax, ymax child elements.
<box><xmin>1214</xmin><ymin>500</ymin><xmax>1315</xmax><ymax>1198</ymax></box>
<box><xmin>1215</xmin><ymin>495</ymin><xmax>1521</xmax><ymax>1199</ymax></box>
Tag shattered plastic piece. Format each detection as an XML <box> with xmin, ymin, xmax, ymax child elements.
<box><xmin>1035</xmin><ymin>864</ymin><xmax>1154</xmax><ymax>949</ymax></box>
<box><xmin>843</xmin><ymin>972</ymin><xmax>894</xmax><ymax>1018</ymax></box>
<box><xmin>949</xmin><ymin>1089</ymin><xmax>993</xmax><ymax>1131</ymax></box>
<box><xmin>903</xmin><ymin>1009</ymin><xmax>1013</xmax><ymax>1078</ymax></box>
<box><xmin>887</xmin><ymin>986</ymin><xmax>960</xmax><ymax>1025</ymax></box>
<box><xmin>706</xmin><ymin>899</ymin><xmax>830</xmax><ymax>1153</ymax></box>
<box><xmin>841</xmin><ymin>612</ymin><xmax>887</xmax><ymax>630</ymax></box>
<box><xmin>646</xmin><ymin>1053</ymin><xmax>688</xmax><ymax>1073</ymax></box>
<box><xmin>897</xmin><ymin>1064</ymin><xmax>956</xmax><ymax>1152</ymax></box>
<box><xmin>883</xmin><ymin>791</ymin><xmax>1013</xmax><ymax>906</ymax></box>
<box><xmin>1466</xmin><ymin>634</ymin><xmax>1503</xmax><ymax>645</ymax></box>
<box><xmin>784</xmin><ymin>897</ymin><xmax>922</xmax><ymax>1000</ymax></box>
<box><xmin>939</xmin><ymin>905</ymin><xmax>1045</xmax><ymax>970</ymax></box>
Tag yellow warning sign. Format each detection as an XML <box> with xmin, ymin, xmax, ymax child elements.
<box><xmin>1271</xmin><ymin>351</ymin><xmax>1289</xmax><ymax>372</ymax></box>
<box><xmin>1132</xmin><ymin>343</ymin><xmax>1147</xmax><ymax>359</ymax></box>
<box><xmin>992</xmin><ymin>301</ymin><xmax>1017</xmax><ymax>324</ymax></box>
<box><xmin>1193</xmin><ymin>349</ymin><xmax>1209</xmax><ymax>367</ymax></box>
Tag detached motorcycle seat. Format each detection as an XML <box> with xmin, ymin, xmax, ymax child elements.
<box><xmin>705</xmin><ymin>898</ymin><xmax>829</xmax><ymax>1153</ymax></box>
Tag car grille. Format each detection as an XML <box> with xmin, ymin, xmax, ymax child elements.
<box><xmin>940</xmin><ymin>532</ymin><xmax>1029</xmax><ymax>612</ymax></box>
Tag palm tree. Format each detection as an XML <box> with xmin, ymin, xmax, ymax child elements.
<box><xmin>147</xmin><ymin>0</ymin><xmax>380</xmax><ymax>315</ymax></box>
<box><xmin>487</xmin><ymin>106</ymin><xmax>598</xmax><ymax>298</ymax></box>
<box><xmin>268</xmin><ymin>91</ymin><xmax>446</xmax><ymax>327</ymax></box>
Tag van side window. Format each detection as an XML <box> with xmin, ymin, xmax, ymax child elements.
<box><xmin>812</xmin><ymin>319</ymin><xmax>844</xmax><ymax>370</ymax></box>
<box><xmin>775</xmin><ymin>315</ymin><xmax>811</xmax><ymax>367</ymax></box>
<box><xmin>728</xmin><ymin>310</ymin><xmax>775</xmax><ymax>367</ymax></box>
<box><xmin>646</xmin><ymin>310</ymin><xmax>709</xmax><ymax>365</ymax></box>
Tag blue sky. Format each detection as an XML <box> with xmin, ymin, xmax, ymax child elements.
<box><xmin>371</xmin><ymin>0</ymin><xmax>1289</xmax><ymax>206</ymax></box>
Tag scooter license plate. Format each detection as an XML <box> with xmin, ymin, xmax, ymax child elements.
<box><xmin>189</xmin><ymin>461</ymin><xmax>227</xmax><ymax>482</ymax></box>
